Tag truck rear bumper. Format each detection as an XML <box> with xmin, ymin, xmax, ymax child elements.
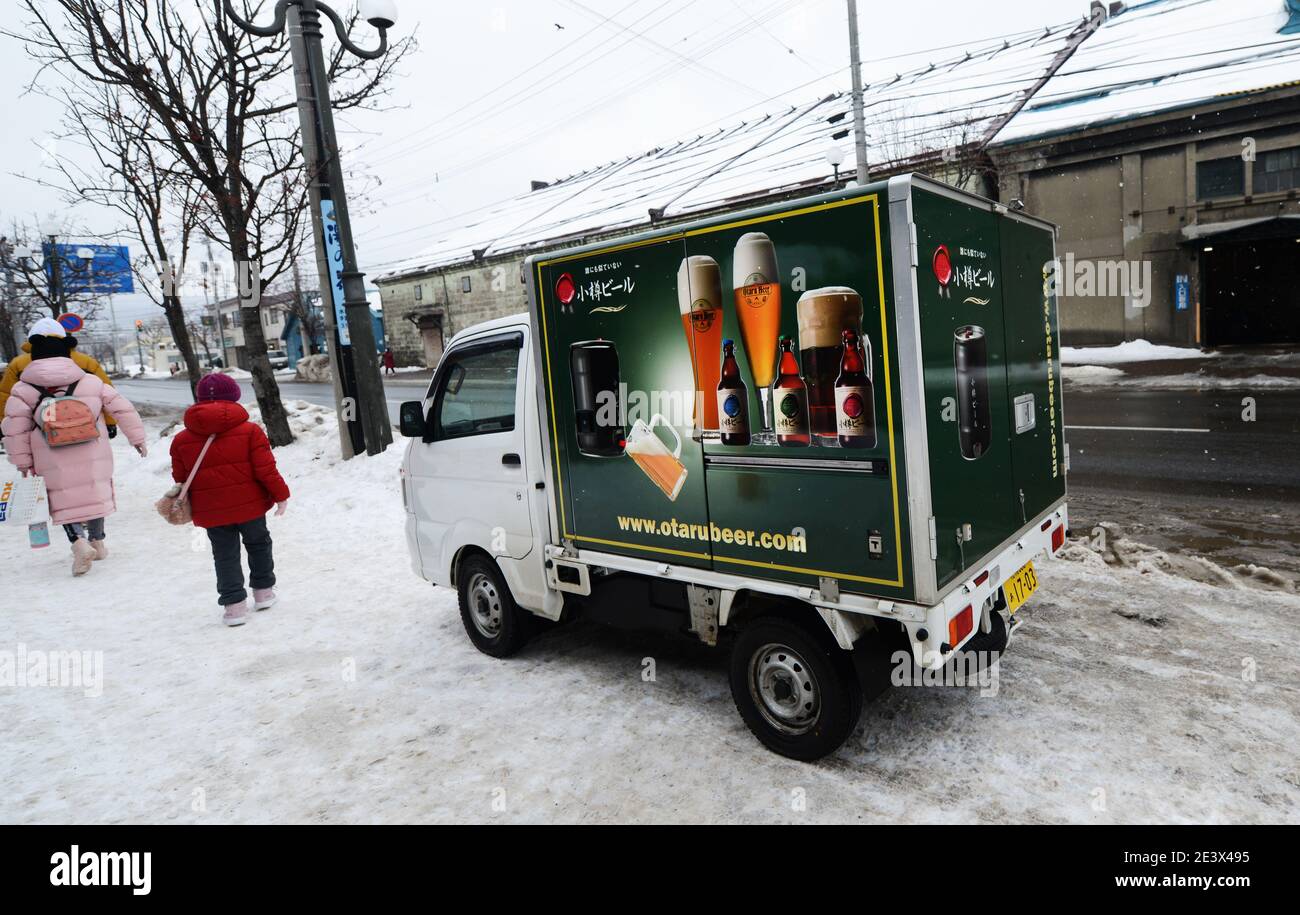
<box><xmin>908</xmin><ymin>501</ymin><xmax>1068</xmax><ymax>670</ymax></box>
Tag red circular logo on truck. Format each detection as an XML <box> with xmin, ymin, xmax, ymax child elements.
<box><xmin>556</xmin><ymin>272</ymin><xmax>576</xmax><ymax>305</ymax></box>
<box><xmin>932</xmin><ymin>245</ymin><xmax>953</xmax><ymax>286</ymax></box>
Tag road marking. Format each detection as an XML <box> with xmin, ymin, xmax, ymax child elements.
<box><xmin>1066</xmin><ymin>424</ymin><xmax>1209</xmax><ymax>433</ymax></box>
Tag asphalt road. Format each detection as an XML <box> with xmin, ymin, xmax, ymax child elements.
<box><xmin>116</xmin><ymin>376</ymin><xmax>428</xmax><ymax>425</ymax></box>
<box><xmin>114</xmin><ymin>377</ymin><xmax>1300</xmax><ymax>578</ymax></box>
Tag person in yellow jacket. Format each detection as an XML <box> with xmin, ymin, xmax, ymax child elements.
<box><xmin>1</xmin><ymin>317</ymin><xmax>118</xmax><ymax>436</ymax></box>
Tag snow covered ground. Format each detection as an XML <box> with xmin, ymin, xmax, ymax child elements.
<box><xmin>2</xmin><ymin>403</ymin><xmax>1297</xmax><ymax>824</ymax></box>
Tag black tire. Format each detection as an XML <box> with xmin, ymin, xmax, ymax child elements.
<box><xmin>729</xmin><ymin>614</ymin><xmax>863</xmax><ymax>761</ymax></box>
<box><xmin>457</xmin><ymin>554</ymin><xmax>532</xmax><ymax>658</ymax></box>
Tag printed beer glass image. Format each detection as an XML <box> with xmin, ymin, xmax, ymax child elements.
<box><xmin>677</xmin><ymin>255</ymin><xmax>724</xmax><ymax>432</ymax></box>
<box><xmin>732</xmin><ymin>231</ymin><xmax>781</xmax><ymax>442</ymax></box>
<box><xmin>796</xmin><ymin>286</ymin><xmax>863</xmax><ymax>438</ymax></box>
<box><xmin>624</xmin><ymin>414</ymin><xmax>688</xmax><ymax>501</ymax></box>
<box><xmin>954</xmin><ymin>324</ymin><xmax>992</xmax><ymax>460</ymax></box>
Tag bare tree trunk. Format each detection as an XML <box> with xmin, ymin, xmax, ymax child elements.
<box><xmin>233</xmin><ymin>241</ymin><xmax>292</xmax><ymax>444</ymax></box>
<box><xmin>161</xmin><ymin>295</ymin><xmax>202</xmax><ymax>400</ymax></box>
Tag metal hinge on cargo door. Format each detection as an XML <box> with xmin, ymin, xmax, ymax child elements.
<box><xmin>927</xmin><ymin>516</ymin><xmax>938</xmax><ymax>560</ymax></box>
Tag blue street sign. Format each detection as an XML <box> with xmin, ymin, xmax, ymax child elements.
<box><xmin>1174</xmin><ymin>273</ymin><xmax>1190</xmax><ymax>312</ymax></box>
<box><xmin>48</xmin><ymin>244</ymin><xmax>134</xmax><ymax>295</ymax></box>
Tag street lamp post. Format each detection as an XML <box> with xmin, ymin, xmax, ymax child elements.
<box><xmin>223</xmin><ymin>0</ymin><xmax>395</xmax><ymax>458</ymax></box>
<box><xmin>38</xmin><ymin>217</ymin><xmax>68</xmax><ymax>316</ymax></box>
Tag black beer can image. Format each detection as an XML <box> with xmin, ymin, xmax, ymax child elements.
<box><xmin>570</xmin><ymin>340</ymin><xmax>624</xmax><ymax>457</ymax></box>
<box><xmin>953</xmin><ymin>325</ymin><xmax>992</xmax><ymax>460</ymax></box>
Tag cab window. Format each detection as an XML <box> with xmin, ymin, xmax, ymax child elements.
<box><xmin>430</xmin><ymin>340</ymin><xmax>519</xmax><ymax>440</ymax></box>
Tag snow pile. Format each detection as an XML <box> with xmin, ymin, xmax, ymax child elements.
<box><xmin>218</xmin><ymin>368</ymin><xmax>253</xmax><ymax>381</ymax></box>
<box><xmin>2</xmin><ymin>407</ymin><xmax>1298</xmax><ymax>823</ymax></box>
<box><xmin>1061</xmin><ymin>365</ymin><xmax>1126</xmax><ymax>384</ymax></box>
<box><xmin>1061</xmin><ymin>339</ymin><xmax>1212</xmax><ymax>365</ymax></box>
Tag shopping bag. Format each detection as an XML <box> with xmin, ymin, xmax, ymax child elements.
<box><xmin>0</xmin><ymin>473</ymin><xmax>49</xmax><ymax>529</ymax></box>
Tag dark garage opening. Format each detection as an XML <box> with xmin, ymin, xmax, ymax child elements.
<box><xmin>1194</xmin><ymin>217</ymin><xmax>1300</xmax><ymax>346</ymax></box>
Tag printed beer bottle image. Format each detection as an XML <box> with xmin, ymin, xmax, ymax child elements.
<box><xmin>954</xmin><ymin>324</ymin><xmax>992</xmax><ymax>460</ymax></box>
<box><xmin>716</xmin><ymin>338</ymin><xmax>750</xmax><ymax>446</ymax></box>
<box><xmin>834</xmin><ymin>329</ymin><xmax>876</xmax><ymax>448</ymax></box>
<box><xmin>732</xmin><ymin>231</ymin><xmax>781</xmax><ymax>442</ymax></box>
<box><xmin>796</xmin><ymin>286</ymin><xmax>862</xmax><ymax>438</ymax></box>
<box><xmin>773</xmin><ymin>336</ymin><xmax>810</xmax><ymax>447</ymax></box>
<box><xmin>677</xmin><ymin>255</ymin><xmax>724</xmax><ymax>432</ymax></box>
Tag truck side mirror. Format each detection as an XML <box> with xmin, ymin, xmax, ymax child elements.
<box><xmin>399</xmin><ymin>401</ymin><xmax>427</xmax><ymax>438</ymax></box>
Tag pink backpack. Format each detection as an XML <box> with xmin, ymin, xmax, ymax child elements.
<box><xmin>32</xmin><ymin>381</ymin><xmax>101</xmax><ymax>447</ymax></box>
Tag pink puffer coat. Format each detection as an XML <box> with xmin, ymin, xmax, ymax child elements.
<box><xmin>2</xmin><ymin>356</ymin><xmax>146</xmax><ymax>524</ymax></box>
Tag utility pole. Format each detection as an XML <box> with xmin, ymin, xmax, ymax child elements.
<box><xmin>224</xmin><ymin>0</ymin><xmax>395</xmax><ymax>458</ymax></box>
<box><xmin>106</xmin><ymin>294</ymin><xmax>122</xmax><ymax>373</ymax></box>
<box><xmin>846</xmin><ymin>0</ymin><xmax>869</xmax><ymax>185</ymax></box>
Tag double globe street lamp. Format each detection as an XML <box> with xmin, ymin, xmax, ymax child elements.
<box><xmin>222</xmin><ymin>0</ymin><xmax>398</xmax><ymax>458</ymax></box>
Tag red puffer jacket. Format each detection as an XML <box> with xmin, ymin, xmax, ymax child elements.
<box><xmin>170</xmin><ymin>401</ymin><xmax>291</xmax><ymax>528</ymax></box>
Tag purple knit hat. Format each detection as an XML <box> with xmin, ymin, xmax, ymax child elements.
<box><xmin>196</xmin><ymin>372</ymin><xmax>242</xmax><ymax>403</ymax></box>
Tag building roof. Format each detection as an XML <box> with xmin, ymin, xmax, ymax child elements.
<box><xmin>993</xmin><ymin>0</ymin><xmax>1300</xmax><ymax>145</ymax></box>
<box><xmin>374</xmin><ymin>16</ymin><xmax>1089</xmax><ymax>283</ymax></box>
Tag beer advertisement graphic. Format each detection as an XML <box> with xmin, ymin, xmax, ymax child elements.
<box><xmin>954</xmin><ymin>324</ymin><xmax>992</xmax><ymax>460</ymax></box>
<box><xmin>674</xmin><ymin>236</ymin><xmax>879</xmax><ymax>451</ymax></box>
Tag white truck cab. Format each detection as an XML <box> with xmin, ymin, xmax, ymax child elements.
<box><xmin>400</xmin><ymin>315</ymin><xmax>561</xmax><ymax>623</ymax></box>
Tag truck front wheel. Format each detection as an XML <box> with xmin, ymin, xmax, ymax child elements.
<box><xmin>729</xmin><ymin>616</ymin><xmax>863</xmax><ymax>761</ymax></box>
<box><xmin>457</xmin><ymin>554</ymin><xmax>531</xmax><ymax>658</ymax></box>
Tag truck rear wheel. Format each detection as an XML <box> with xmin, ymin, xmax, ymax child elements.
<box><xmin>457</xmin><ymin>554</ymin><xmax>531</xmax><ymax>658</ymax></box>
<box><xmin>729</xmin><ymin>615</ymin><xmax>863</xmax><ymax>761</ymax></box>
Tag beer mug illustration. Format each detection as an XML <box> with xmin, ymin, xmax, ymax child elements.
<box><xmin>624</xmin><ymin>414</ymin><xmax>687</xmax><ymax>501</ymax></box>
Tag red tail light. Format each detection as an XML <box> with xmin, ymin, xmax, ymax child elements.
<box><xmin>973</xmin><ymin>569</ymin><xmax>989</xmax><ymax>586</ymax></box>
<box><xmin>948</xmin><ymin>605</ymin><xmax>974</xmax><ymax>647</ymax></box>
<box><xmin>1051</xmin><ymin>525</ymin><xmax>1064</xmax><ymax>552</ymax></box>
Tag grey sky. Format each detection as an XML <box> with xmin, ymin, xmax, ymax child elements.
<box><xmin>0</xmin><ymin>0</ymin><xmax>1088</xmax><ymax>333</ymax></box>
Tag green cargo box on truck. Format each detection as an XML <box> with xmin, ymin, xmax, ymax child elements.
<box><xmin>398</xmin><ymin>173</ymin><xmax>1069</xmax><ymax>760</ymax></box>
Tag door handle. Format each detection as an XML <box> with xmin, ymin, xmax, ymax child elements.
<box><xmin>502</xmin><ymin>453</ymin><xmax>521</xmax><ymax>466</ymax></box>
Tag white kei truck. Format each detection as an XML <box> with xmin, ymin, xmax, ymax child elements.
<box><xmin>398</xmin><ymin>174</ymin><xmax>1069</xmax><ymax>760</ymax></box>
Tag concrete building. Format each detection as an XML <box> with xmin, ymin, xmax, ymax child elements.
<box><xmin>989</xmin><ymin>0</ymin><xmax>1300</xmax><ymax>346</ymax></box>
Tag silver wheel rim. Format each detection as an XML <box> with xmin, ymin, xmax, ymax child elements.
<box><xmin>749</xmin><ymin>642</ymin><xmax>820</xmax><ymax>736</ymax></box>
<box><xmin>467</xmin><ymin>572</ymin><xmax>503</xmax><ymax>639</ymax></box>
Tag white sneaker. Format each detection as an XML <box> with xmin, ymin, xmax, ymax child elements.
<box><xmin>252</xmin><ymin>588</ymin><xmax>278</xmax><ymax>611</ymax></box>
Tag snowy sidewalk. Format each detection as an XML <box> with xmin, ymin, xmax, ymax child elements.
<box><xmin>2</xmin><ymin>403</ymin><xmax>1297</xmax><ymax>823</ymax></box>
<box><xmin>1062</xmin><ymin>339</ymin><xmax>1300</xmax><ymax>390</ymax></box>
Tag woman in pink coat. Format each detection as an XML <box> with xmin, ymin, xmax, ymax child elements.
<box><xmin>2</xmin><ymin>331</ymin><xmax>148</xmax><ymax>575</ymax></box>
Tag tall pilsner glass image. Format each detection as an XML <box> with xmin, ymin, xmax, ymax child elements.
<box><xmin>677</xmin><ymin>255</ymin><xmax>724</xmax><ymax>432</ymax></box>
<box><xmin>732</xmin><ymin>232</ymin><xmax>781</xmax><ymax>442</ymax></box>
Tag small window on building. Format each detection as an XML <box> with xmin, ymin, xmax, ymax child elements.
<box><xmin>414</xmin><ymin>284</ymin><xmax>423</xmax><ymax>301</ymax></box>
<box><xmin>1196</xmin><ymin>157</ymin><xmax>1244</xmax><ymax>200</ymax></box>
<box><xmin>461</xmin><ymin>275</ymin><xmax>472</xmax><ymax>294</ymax></box>
<box><xmin>519</xmin><ymin>262</ymin><xmax>526</xmax><ymax>285</ymax></box>
<box><xmin>1253</xmin><ymin>146</ymin><xmax>1300</xmax><ymax>194</ymax></box>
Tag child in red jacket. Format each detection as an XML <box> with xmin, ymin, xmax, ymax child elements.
<box><xmin>171</xmin><ymin>373</ymin><xmax>291</xmax><ymax>627</ymax></box>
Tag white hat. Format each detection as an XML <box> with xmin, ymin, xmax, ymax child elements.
<box><xmin>29</xmin><ymin>317</ymin><xmax>67</xmax><ymax>338</ymax></box>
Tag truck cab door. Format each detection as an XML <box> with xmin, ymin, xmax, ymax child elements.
<box><xmin>406</xmin><ymin>329</ymin><xmax>534</xmax><ymax>578</ymax></box>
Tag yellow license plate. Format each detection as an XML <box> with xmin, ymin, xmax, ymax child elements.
<box><xmin>1004</xmin><ymin>561</ymin><xmax>1038</xmax><ymax>614</ymax></box>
